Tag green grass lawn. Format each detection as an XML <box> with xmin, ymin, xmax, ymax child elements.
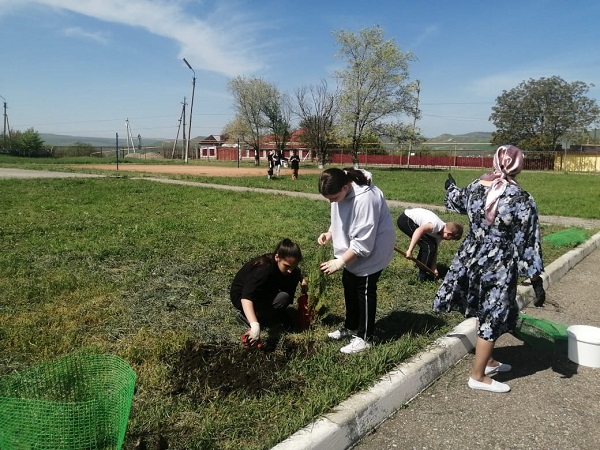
<box><xmin>0</xmin><ymin>158</ymin><xmax>598</xmax><ymax>449</ymax></box>
<box><xmin>4</xmin><ymin>154</ymin><xmax>597</xmax><ymax>219</ymax></box>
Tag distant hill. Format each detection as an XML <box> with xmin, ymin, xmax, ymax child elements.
<box><xmin>39</xmin><ymin>133</ymin><xmax>202</xmax><ymax>147</ymax></box>
<box><xmin>39</xmin><ymin>131</ymin><xmax>493</xmax><ymax>148</ymax></box>
<box><xmin>427</xmin><ymin>131</ymin><xmax>492</xmax><ymax>143</ymax></box>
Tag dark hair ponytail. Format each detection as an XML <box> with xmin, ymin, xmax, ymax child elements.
<box><xmin>318</xmin><ymin>168</ymin><xmax>370</xmax><ymax>196</ymax></box>
<box><xmin>253</xmin><ymin>238</ymin><xmax>303</xmax><ymax>267</ymax></box>
<box><xmin>274</xmin><ymin>238</ymin><xmax>303</xmax><ymax>261</ymax></box>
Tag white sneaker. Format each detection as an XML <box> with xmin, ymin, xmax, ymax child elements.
<box><xmin>328</xmin><ymin>327</ymin><xmax>356</xmax><ymax>340</ymax></box>
<box><xmin>485</xmin><ymin>362</ymin><xmax>512</xmax><ymax>376</ymax></box>
<box><xmin>340</xmin><ymin>336</ymin><xmax>371</xmax><ymax>354</ymax></box>
<box><xmin>468</xmin><ymin>377</ymin><xmax>510</xmax><ymax>393</ymax></box>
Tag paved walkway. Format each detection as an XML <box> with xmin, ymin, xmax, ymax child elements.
<box><xmin>0</xmin><ymin>167</ymin><xmax>102</xmax><ymax>178</ymax></box>
<box><xmin>353</xmin><ymin>240</ymin><xmax>600</xmax><ymax>450</ymax></box>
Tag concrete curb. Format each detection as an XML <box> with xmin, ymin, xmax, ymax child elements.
<box><xmin>271</xmin><ymin>319</ymin><xmax>477</xmax><ymax>450</ymax></box>
<box><xmin>272</xmin><ymin>230</ymin><xmax>600</xmax><ymax>450</ymax></box>
<box><xmin>516</xmin><ymin>231</ymin><xmax>600</xmax><ymax>310</ymax></box>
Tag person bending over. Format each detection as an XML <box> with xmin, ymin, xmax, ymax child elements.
<box><xmin>397</xmin><ymin>207</ymin><xmax>463</xmax><ymax>281</ymax></box>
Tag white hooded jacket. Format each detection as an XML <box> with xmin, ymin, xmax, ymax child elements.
<box><xmin>329</xmin><ymin>181</ymin><xmax>396</xmax><ymax>276</ymax></box>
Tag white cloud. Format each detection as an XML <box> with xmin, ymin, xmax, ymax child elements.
<box><xmin>410</xmin><ymin>24</ymin><xmax>439</xmax><ymax>49</ymax></box>
<box><xmin>63</xmin><ymin>26</ymin><xmax>109</xmax><ymax>44</ymax></box>
<box><xmin>469</xmin><ymin>71</ymin><xmax>533</xmax><ymax>98</ymax></box>
<box><xmin>468</xmin><ymin>49</ymin><xmax>600</xmax><ymax>99</ymax></box>
<box><xmin>1</xmin><ymin>0</ymin><xmax>267</xmax><ymax>77</ymax></box>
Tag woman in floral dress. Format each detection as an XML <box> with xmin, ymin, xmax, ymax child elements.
<box><xmin>433</xmin><ymin>145</ymin><xmax>545</xmax><ymax>393</ymax></box>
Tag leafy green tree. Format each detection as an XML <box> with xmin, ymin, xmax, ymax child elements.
<box><xmin>490</xmin><ymin>76</ymin><xmax>600</xmax><ymax>150</ymax></box>
<box><xmin>295</xmin><ymin>80</ymin><xmax>339</xmax><ymax>167</ymax></box>
<box><xmin>357</xmin><ymin>130</ymin><xmax>384</xmax><ymax>154</ymax></box>
<box><xmin>334</xmin><ymin>26</ymin><xmax>416</xmax><ymax>166</ymax></box>
<box><xmin>222</xmin><ymin>115</ymin><xmax>252</xmax><ymax>144</ymax></box>
<box><xmin>10</xmin><ymin>128</ymin><xmax>45</xmax><ymax>157</ymax></box>
<box><xmin>376</xmin><ymin>121</ymin><xmax>425</xmax><ymax>151</ymax></box>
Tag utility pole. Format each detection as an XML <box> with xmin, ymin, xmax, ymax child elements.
<box><xmin>115</xmin><ymin>132</ymin><xmax>119</xmax><ymax>170</ymax></box>
<box><xmin>407</xmin><ymin>80</ymin><xmax>421</xmax><ymax>169</ymax></box>
<box><xmin>1</xmin><ymin>94</ymin><xmax>10</xmax><ymax>151</ymax></box>
<box><xmin>125</xmin><ymin>118</ymin><xmax>136</xmax><ymax>154</ymax></box>
<box><xmin>183</xmin><ymin>58</ymin><xmax>196</xmax><ymax>163</ymax></box>
<box><xmin>172</xmin><ymin>99</ymin><xmax>186</xmax><ymax>159</ymax></box>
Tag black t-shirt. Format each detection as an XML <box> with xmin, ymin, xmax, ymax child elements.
<box><xmin>290</xmin><ymin>155</ymin><xmax>300</xmax><ymax>169</ymax></box>
<box><xmin>230</xmin><ymin>255</ymin><xmax>302</xmax><ymax>310</ymax></box>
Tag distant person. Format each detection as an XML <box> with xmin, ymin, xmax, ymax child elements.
<box><xmin>230</xmin><ymin>238</ymin><xmax>308</xmax><ymax>345</ymax></box>
<box><xmin>317</xmin><ymin>168</ymin><xmax>395</xmax><ymax>354</ymax></box>
<box><xmin>289</xmin><ymin>150</ymin><xmax>300</xmax><ymax>180</ymax></box>
<box><xmin>397</xmin><ymin>208</ymin><xmax>463</xmax><ymax>281</ymax></box>
<box><xmin>273</xmin><ymin>150</ymin><xmax>282</xmax><ymax>177</ymax></box>
<box><xmin>434</xmin><ymin>145</ymin><xmax>546</xmax><ymax>393</ymax></box>
<box><xmin>267</xmin><ymin>150</ymin><xmax>275</xmax><ymax>179</ymax></box>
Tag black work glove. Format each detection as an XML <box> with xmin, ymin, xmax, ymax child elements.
<box><xmin>444</xmin><ymin>173</ymin><xmax>457</xmax><ymax>190</ymax></box>
<box><xmin>531</xmin><ymin>276</ymin><xmax>546</xmax><ymax>307</ymax></box>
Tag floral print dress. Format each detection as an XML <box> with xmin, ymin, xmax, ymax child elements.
<box><xmin>433</xmin><ymin>180</ymin><xmax>544</xmax><ymax>341</ymax></box>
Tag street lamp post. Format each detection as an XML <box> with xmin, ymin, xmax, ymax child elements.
<box><xmin>0</xmin><ymin>94</ymin><xmax>7</xmax><ymax>149</ymax></box>
<box><xmin>406</xmin><ymin>80</ymin><xmax>420</xmax><ymax>169</ymax></box>
<box><xmin>183</xmin><ymin>58</ymin><xmax>196</xmax><ymax>163</ymax></box>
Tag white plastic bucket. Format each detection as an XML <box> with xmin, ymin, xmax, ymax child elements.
<box><xmin>567</xmin><ymin>325</ymin><xmax>600</xmax><ymax>368</ymax></box>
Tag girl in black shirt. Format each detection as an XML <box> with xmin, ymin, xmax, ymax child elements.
<box><xmin>231</xmin><ymin>238</ymin><xmax>308</xmax><ymax>344</ymax></box>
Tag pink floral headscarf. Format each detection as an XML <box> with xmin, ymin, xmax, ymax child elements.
<box><xmin>480</xmin><ymin>145</ymin><xmax>524</xmax><ymax>224</ymax></box>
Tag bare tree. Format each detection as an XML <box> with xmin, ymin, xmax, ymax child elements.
<box><xmin>261</xmin><ymin>88</ymin><xmax>291</xmax><ymax>153</ymax></box>
<box><xmin>294</xmin><ymin>80</ymin><xmax>339</xmax><ymax>167</ymax></box>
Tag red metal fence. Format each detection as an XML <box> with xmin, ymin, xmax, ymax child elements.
<box><xmin>328</xmin><ymin>151</ymin><xmax>556</xmax><ymax>171</ymax></box>
<box><xmin>49</xmin><ymin>144</ymin><xmax>598</xmax><ymax>172</ymax></box>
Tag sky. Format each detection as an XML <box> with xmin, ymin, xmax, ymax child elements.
<box><xmin>1</xmin><ymin>0</ymin><xmax>600</xmax><ymax>141</ymax></box>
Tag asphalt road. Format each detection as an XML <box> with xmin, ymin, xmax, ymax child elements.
<box><xmin>353</xmin><ymin>243</ymin><xmax>600</xmax><ymax>450</ymax></box>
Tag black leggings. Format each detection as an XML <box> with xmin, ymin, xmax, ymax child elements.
<box><xmin>235</xmin><ymin>291</ymin><xmax>292</xmax><ymax>324</ymax></box>
<box><xmin>342</xmin><ymin>269</ymin><xmax>382</xmax><ymax>340</ymax></box>
<box><xmin>397</xmin><ymin>213</ymin><xmax>438</xmax><ymax>273</ymax></box>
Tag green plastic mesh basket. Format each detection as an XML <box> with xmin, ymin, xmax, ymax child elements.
<box><xmin>0</xmin><ymin>351</ymin><xmax>136</xmax><ymax>450</ymax></box>
<box><xmin>544</xmin><ymin>228</ymin><xmax>589</xmax><ymax>247</ymax></box>
<box><xmin>512</xmin><ymin>314</ymin><xmax>569</xmax><ymax>352</ymax></box>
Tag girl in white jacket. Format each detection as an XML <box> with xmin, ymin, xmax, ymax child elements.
<box><xmin>317</xmin><ymin>168</ymin><xmax>396</xmax><ymax>354</ymax></box>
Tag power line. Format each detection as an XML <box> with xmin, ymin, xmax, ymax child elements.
<box><xmin>421</xmin><ymin>101</ymin><xmax>493</xmax><ymax>105</ymax></box>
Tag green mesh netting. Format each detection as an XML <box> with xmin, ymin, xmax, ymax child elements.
<box><xmin>544</xmin><ymin>227</ymin><xmax>589</xmax><ymax>247</ymax></box>
<box><xmin>512</xmin><ymin>314</ymin><xmax>569</xmax><ymax>352</ymax></box>
<box><xmin>0</xmin><ymin>351</ymin><xmax>136</xmax><ymax>450</ymax></box>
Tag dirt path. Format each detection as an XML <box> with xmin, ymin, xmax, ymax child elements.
<box><xmin>70</xmin><ymin>164</ymin><xmax>324</xmax><ymax>177</ymax></box>
<box><xmin>4</xmin><ymin>166</ymin><xmax>600</xmax><ymax>229</ymax></box>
